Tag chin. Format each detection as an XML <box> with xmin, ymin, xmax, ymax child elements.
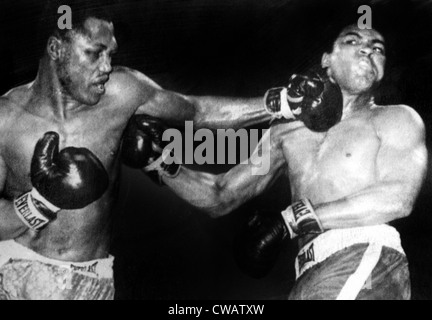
<box><xmin>79</xmin><ymin>93</ymin><xmax>102</xmax><ymax>106</ymax></box>
<box><xmin>88</xmin><ymin>96</ymin><xmax>102</xmax><ymax>106</ymax></box>
<box><xmin>347</xmin><ymin>75</ymin><xmax>377</xmax><ymax>93</ymax></box>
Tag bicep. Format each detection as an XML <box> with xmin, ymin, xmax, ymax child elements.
<box><xmin>112</xmin><ymin>68</ymin><xmax>193</xmax><ymax>124</ymax></box>
<box><xmin>377</xmin><ymin>109</ymin><xmax>427</xmax><ymax>197</ymax></box>
<box><xmin>136</xmin><ymin>89</ymin><xmax>195</xmax><ymax>126</ymax></box>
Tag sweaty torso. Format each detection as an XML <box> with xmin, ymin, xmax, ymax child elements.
<box><xmin>276</xmin><ymin>106</ymin><xmax>385</xmax><ymax>245</ymax></box>
<box><xmin>282</xmin><ymin>108</ymin><xmax>380</xmax><ymax>204</ymax></box>
<box><xmin>0</xmin><ymin>67</ymin><xmax>151</xmax><ymax>261</ymax></box>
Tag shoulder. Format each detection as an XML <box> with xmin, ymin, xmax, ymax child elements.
<box><xmin>0</xmin><ymin>98</ymin><xmax>10</xmax><ymax>123</ymax></box>
<box><xmin>373</xmin><ymin>104</ymin><xmax>423</xmax><ymax>123</ymax></box>
<box><xmin>372</xmin><ymin>104</ymin><xmax>425</xmax><ymax>144</ymax></box>
<box><xmin>372</xmin><ymin>104</ymin><xmax>425</xmax><ymax>131</ymax></box>
<box><xmin>107</xmin><ymin>66</ymin><xmax>162</xmax><ymax>96</ymax></box>
<box><xmin>0</xmin><ymin>84</ymin><xmax>29</xmax><ymax>117</ymax></box>
<box><xmin>0</xmin><ymin>87</ymin><xmax>29</xmax><ymax>146</ymax></box>
<box><xmin>103</xmin><ymin>66</ymin><xmax>163</xmax><ymax>110</ymax></box>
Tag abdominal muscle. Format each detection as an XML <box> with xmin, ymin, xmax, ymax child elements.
<box><xmin>282</xmin><ymin>114</ymin><xmax>381</xmax><ymax>247</ymax></box>
<box><xmin>14</xmin><ymin>189</ymin><xmax>117</xmax><ymax>263</ymax></box>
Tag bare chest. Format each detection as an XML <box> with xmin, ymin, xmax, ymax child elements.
<box><xmin>2</xmin><ymin>105</ymin><xmax>129</xmax><ymax>193</ymax></box>
<box><xmin>282</xmin><ymin>118</ymin><xmax>381</xmax><ymax>199</ymax></box>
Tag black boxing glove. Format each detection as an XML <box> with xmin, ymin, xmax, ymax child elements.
<box><xmin>264</xmin><ymin>66</ymin><xmax>343</xmax><ymax>132</ymax></box>
<box><xmin>14</xmin><ymin>132</ymin><xmax>109</xmax><ymax>231</ymax></box>
<box><xmin>233</xmin><ymin>209</ymin><xmax>289</xmax><ymax>279</ymax></box>
<box><xmin>233</xmin><ymin>199</ymin><xmax>324</xmax><ymax>278</ymax></box>
<box><xmin>121</xmin><ymin>115</ymin><xmax>180</xmax><ymax>185</ymax></box>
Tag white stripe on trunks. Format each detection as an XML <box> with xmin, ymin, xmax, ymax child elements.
<box><xmin>336</xmin><ymin>243</ymin><xmax>382</xmax><ymax>300</ymax></box>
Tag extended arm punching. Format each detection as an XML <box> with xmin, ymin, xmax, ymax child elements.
<box><xmin>162</xmin><ymin>128</ymin><xmax>287</xmax><ymax>217</ymax></box>
<box><xmin>132</xmin><ymin>66</ymin><xmax>342</xmax><ymax>131</ymax></box>
<box><xmin>124</xmin><ymin>66</ymin><xmax>343</xmax><ymax>187</ymax></box>
<box><xmin>127</xmin><ymin>67</ymin><xmax>271</xmax><ymax>130</ymax></box>
<box><xmin>121</xmin><ymin>116</ymin><xmax>287</xmax><ymax>217</ymax></box>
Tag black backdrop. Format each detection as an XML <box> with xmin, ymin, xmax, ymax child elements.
<box><xmin>0</xmin><ymin>0</ymin><xmax>431</xmax><ymax>300</ymax></box>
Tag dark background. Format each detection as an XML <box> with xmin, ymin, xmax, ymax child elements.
<box><xmin>0</xmin><ymin>0</ymin><xmax>431</xmax><ymax>300</ymax></box>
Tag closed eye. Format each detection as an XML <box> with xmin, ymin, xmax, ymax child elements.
<box><xmin>86</xmin><ymin>50</ymin><xmax>101</xmax><ymax>60</ymax></box>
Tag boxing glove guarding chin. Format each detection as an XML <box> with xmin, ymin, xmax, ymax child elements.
<box><xmin>31</xmin><ymin>132</ymin><xmax>109</xmax><ymax>210</ymax></box>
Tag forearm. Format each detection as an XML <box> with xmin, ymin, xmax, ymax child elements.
<box><xmin>144</xmin><ymin>122</ymin><xmax>284</xmax><ymax>217</ymax></box>
<box><xmin>315</xmin><ymin>182</ymin><xmax>417</xmax><ymax>230</ymax></box>
<box><xmin>188</xmin><ymin>96</ymin><xmax>271</xmax><ymax>130</ymax></box>
<box><xmin>0</xmin><ymin>198</ymin><xmax>28</xmax><ymax>240</ymax></box>
<box><xmin>162</xmin><ymin>167</ymin><xmax>236</xmax><ymax>217</ymax></box>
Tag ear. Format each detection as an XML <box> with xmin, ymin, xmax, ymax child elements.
<box><xmin>46</xmin><ymin>36</ymin><xmax>64</xmax><ymax>61</ymax></box>
<box><xmin>321</xmin><ymin>53</ymin><xmax>331</xmax><ymax>68</ymax></box>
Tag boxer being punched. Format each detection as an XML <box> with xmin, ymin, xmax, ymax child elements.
<box><xmin>0</xmin><ymin>2</ymin><xmax>276</xmax><ymax>300</ymax></box>
<box><xmin>138</xmin><ymin>25</ymin><xmax>428</xmax><ymax>300</ymax></box>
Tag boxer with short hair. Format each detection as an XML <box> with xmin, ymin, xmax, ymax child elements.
<box><xmin>143</xmin><ymin>25</ymin><xmax>428</xmax><ymax>300</ymax></box>
<box><xmin>0</xmin><ymin>1</ymin><xmax>277</xmax><ymax>300</ymax></box>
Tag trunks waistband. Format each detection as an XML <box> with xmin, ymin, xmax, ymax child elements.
<box><xmin>0</xmin><ymin>240</ymin><xmax>113</xmax><ymax>279</ymax></box>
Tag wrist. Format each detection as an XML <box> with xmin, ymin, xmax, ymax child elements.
<box><xmin>281</xmin><ymin>198</ymin><xmax>324</xmax><ymax>239</ymax></box>
<box><xmin>13</xmin><ymin>188</ymin><xmax>60</xmax><ymax>232</ymax></box>
<box><xmin>264</xmin><ymin>87</ymin><xmax>295</xmax><ymax>120</ymax></box>
<box><xmin>144</xmin><ymin>147</ymin><xmax>181</xmax><ymax>185</ymax></box>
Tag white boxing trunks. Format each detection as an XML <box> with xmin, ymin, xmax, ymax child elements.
<box><xmin>288</xmin><ymin>224</ymin><xmax>410</xmax><ymax>300</ymax></box>
<box><xmin>0</xmin><ymin>240</ymin><xmax>114</xmax><ymax>300</ymax></box>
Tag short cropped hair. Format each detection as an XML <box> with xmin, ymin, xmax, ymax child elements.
<box><xmin>319</xmin><ymin>18</ymin><xmax>395</xmax><ymax>62</ymax></box>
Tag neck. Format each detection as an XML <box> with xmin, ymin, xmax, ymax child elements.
<box><xmin>341</xmin><ymin>90</ymin><xmax>375</xmax><ymax>119</ymax></box>
<box><xmin>31</xmin><ymin>57</ymin><xmax>84</xmax><ymax>119</ymax></box>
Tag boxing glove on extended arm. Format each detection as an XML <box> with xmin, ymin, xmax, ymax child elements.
<box><xmin>121</xmin><ymin>115</ymin><xmax>181</xmax><ymax>185</ymax></box>
<box><xmin>13</xmin><ymin>132</ymin><xmax>109</xmax><ymax>231</ymax></box>
<box><xmin>264</xmin><ymin>66</ymin><xmax>343</xmax><ymax>132</ymax></box>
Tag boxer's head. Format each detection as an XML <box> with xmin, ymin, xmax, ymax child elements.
<box><xmin>321</xmin><ymin>24</ymin><xmax>386</xmax><ymax>95</ymax></box>
<box><xmin>40</xmin><ymin>1</ymin><xmax>117</xmax><ymax>105</ymax></box>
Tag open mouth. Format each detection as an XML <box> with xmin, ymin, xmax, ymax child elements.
<box><xmin>93</xmin><ymin>76</ymin><xmax>109</xmax><ymax>94</ymax></box>
<box><xmin>93</xmin><ymin>83</ymin><xmax>106</xmax><ymax>94</ymax></box>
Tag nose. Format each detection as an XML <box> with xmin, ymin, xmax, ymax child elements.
<box><xmin>99</xmin><ymin>55</ymin><xmax>112</xmax><ymax>74</ymax></box>
<box><xmin>359</xmin><ymin>44</ymin><xmax>373</xmax><ymax>56</ymax></box>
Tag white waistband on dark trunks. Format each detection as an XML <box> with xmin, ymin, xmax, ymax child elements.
<box><xmin>0</xmin><ymin>240</ymin><xmax>114</xmax><ymax>279</ymax></box>
<box><xmin>295</xmin><ymin>224</ymin><xmax>405</xmax><ymax>279</ymax></box>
